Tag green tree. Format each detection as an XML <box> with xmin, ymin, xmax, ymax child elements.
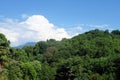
<box><xmin>0</xmin><ymin>33</ymin><xmax>10</xmax><ymax>71</ymax></box>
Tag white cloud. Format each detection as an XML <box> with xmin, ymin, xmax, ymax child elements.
<box><xmin>0</xmin><ymin>15</ymin><xmax>71</xmax><ymax>46</ymax></box>
<box><xmin>0</xmin><ymin>15</ymin><xmax>111</xmax><ymax>47</ymax></box>
<box><xmin>89</xmin><ymin>24</ymin><xmax>109</xmax><ymax>29</ymax></box>
<box><xmin>66</xmin><ymin>25</ymin><xmax>83</xmax><ymax>36</ymax></box>
<box><xmin>0</xmin><ymin>28</ymin><xmax>19</xmax><ymax>43</ymax></box>
<box><xmin>21</xmin><ymin>14</ymin><xmax>29</xmax><ymax>19</ymax></box>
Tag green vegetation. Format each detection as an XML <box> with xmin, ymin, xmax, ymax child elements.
<box><xmin>1</xmin><ymin>29</ymin><xmax>120</xmax><ymax>80</ymax></box>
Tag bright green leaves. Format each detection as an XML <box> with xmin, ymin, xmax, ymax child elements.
<box><xmin>1</xmin><ymin>29</ymin><xmax>120</xmax><ymax>80</ymax></box>
<box><xmin>0</xmin><ymin>33</ymin><xmax>10</xmax><ymax>71</ymax></box>
<box><xmin>21</xmin><ymin>61</ymin><xmax>41</xmax><ymax>80</ymax></box>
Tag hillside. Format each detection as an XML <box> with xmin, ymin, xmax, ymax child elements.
<box><xmin>0</xmin><ymin>29</ymin><xmax>120</xmax><ymax>80</ymax></box>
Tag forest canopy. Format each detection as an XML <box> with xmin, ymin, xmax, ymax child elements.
<box><xmin>0</xmin><ymin>29</ymin><xmax>120</xmax><ymax>80</ymax></box>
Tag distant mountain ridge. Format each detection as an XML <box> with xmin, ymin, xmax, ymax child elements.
<box><xmin>14</xmin><ymin>42</ymin><xmax>36</xmax><ymax>48</ymax></box>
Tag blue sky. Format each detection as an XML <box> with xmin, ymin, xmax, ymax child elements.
<box><xmin>0</xmin><ymin>0</ymin><xmax>120</xmax><ymax>46</ymax></box>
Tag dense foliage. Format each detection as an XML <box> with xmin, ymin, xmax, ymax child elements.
<box><xmin>0</xmin><ymin>29</ymin><xmax>120</xmax><ymax>80</ymax></box>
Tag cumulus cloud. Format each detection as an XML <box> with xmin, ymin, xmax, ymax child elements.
<box><xmin>0</xmin><ymin>15</ymin><xmax>71</xmax><ymax>46</ymax></box>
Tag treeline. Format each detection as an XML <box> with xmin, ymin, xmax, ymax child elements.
<box><xmin>0</xmin><ymin>29</ymin><xmax>120</xmax><ymax>80</ymax></box>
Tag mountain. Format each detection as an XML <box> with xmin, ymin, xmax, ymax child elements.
<box><xmin>14</xmin><ymin>42</ymin><xmax>36</xmax><ymax>48</ymax></box>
